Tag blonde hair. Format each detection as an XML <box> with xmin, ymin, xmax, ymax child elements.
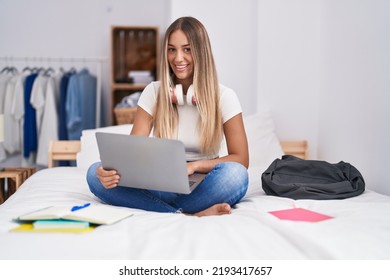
<box><xmin>153</xmin><ymin>17</ymin><xmax>223</xmax><ymax>155</ymax></box>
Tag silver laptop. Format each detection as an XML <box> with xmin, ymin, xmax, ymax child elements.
<box><xmin>95</xmin><ymin>132</ymin><xmax>206</xmax><ymax>194</ymax></box>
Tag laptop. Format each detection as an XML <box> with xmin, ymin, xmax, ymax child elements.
<box><xmin>95</xmin><ymin>132</ymin><xmax>206</xmax><ymax>194</ymax></box>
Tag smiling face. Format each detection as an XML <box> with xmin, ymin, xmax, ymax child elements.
<box><xmin>167</xmin><ymin>29</ymin><xmax>194</xmax><ymax>87</ymax></box>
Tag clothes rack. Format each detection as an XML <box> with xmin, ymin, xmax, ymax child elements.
<box><xmin>0</xmin><ymin>56</ymin><xmax>107</xmax><ymax>128</ymax></box>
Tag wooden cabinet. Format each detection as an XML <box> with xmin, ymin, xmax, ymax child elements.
<box><xmin>110</xmin><ymin>26</ymin><xmax>159</xmax><ymax>125</ymax></box>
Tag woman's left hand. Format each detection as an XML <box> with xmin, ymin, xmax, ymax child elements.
<box><xmin>187</xmin><ymin>161</ymin><xmax>197</xmax><ymax>175</ymax></box>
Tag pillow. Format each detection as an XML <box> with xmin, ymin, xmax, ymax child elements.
<box><xmin>219</xmin><ymin>111</ymin><xmax>283</xmax><ymax>168</ymax></box>
<box><xmin>244</xmin><ymin>111</ymin><xmax>284</xmax><ymax>168</ymax></box>
<box><xmin>243</xmin><ymin>112</ymin><xmax>284</xmax><ymax>197</ymax></box>
<box><xmin>219</xmin><ymin>111</ymin><xmax>284</xmax><ymax>197</ymax></box>
<box><xmin>76</xmin><ymin>124</ymin><xmax>132</xmax><ymax>170</ymax></box>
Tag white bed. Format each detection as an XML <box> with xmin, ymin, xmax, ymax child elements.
<box><xmin>1</xmin><ymin>112</ymin><xmax>390</xmax><ymax>260</ymax></box>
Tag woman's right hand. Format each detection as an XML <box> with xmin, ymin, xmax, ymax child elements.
<box><xmin>96</xmin><ymin>164</ymin><xmax>120</xmax><ymax>189</ymax></box>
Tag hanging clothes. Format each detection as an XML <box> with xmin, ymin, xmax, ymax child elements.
<box><xmin>52</xmin><ymin>71</ymin><xmax>63</xmax><ymax>115</ymax></box>
<box><xmin>23</xmin><ymin>73</ymin><xmax>38</xmax><ymax>159</ymax></box>
<box><xmin>58</xmin><ymin>71</ymin><xmax>75</xmax><ymax>141</ymax></box>
<box><xmin>0</xmin><ymin>73</ymin><xmax>11</xmax><ymax>161</ymax></box>
<box><xmin>0</xmin><ymin>59</ymin><xmax>100</xmax><ymax>167</ymax></box>
<box><xmin>0</xmin><ymin>73</ymin><xmax>10</xmax><ymax>108</ymax></box>
<box><xmin>66</xmin><ymin>68</ymin><xmax>97</xmax><ymax>140</ymax></box>
<box><xmin>30</xmin><ymin>74</ymin><xmax>49</xmax><ymax>135</ymax></box>
<box><xmin>4</xmin><ymin>73</ymin><xmax>23</xmax><ymax>155</ymax></box>
<box><xmin>35</xmin><ymin>75</ymin><xmax>60</xmax><ymax>166</ymax></box>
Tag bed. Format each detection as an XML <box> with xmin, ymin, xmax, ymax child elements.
<box><xmin>1</xmin><ymin>112</ymin><xmax>390</xmax><ymax>260</ymax></box>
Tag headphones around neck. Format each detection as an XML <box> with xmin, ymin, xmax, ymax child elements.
<box><xmin>170</xmin><ymin>84</ymin><xmax>197</xmax><ymax>106</ymax></box>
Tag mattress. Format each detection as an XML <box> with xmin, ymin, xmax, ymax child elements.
<box><xmin>1</xmin><ymin>166</ymin><xmax>390</xmax><ymax>260</ymax></box>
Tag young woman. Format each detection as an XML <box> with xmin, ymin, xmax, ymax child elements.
<box><xmin>87</xmin><ymin>16</ymin><xmax>249</xmax><ymax>217</ymax></box>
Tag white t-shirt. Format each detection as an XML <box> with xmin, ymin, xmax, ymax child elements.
<box><xmin>137</xmin><ymin>81</ymin><xmax>242</xmax><ymax>161</ymax></box>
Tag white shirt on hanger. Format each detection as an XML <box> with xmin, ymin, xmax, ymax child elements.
<box><xmin>0</xmin><ymin>73</ymin><xmax>11</xmax><ymax>161</ymax></box>
<box><xmin>36</xmin><ymin>75</ymin><xmax>59</xmax><ymax>166</ymax></box>
<box><xmin>4</xmin><ymin>74</ymin><xmax>22</xmax><ymax>155</ymax></box>
<box><xmin>30</xmin><ymin>74</ymin><xmax>48</xmax><ymax>134</ymax></box>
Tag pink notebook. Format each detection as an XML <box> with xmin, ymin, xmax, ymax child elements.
<box><xmin>268</xmin><ymin>207</ymin><xmax>333</xmax><ymax>222</ymax></box>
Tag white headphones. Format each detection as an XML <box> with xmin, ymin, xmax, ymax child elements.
<box><xmin>170</xmin><ymin>84</ymin><xmax>197</xmax><ymax>106</ymax></box>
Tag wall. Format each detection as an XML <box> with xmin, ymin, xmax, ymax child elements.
<box><xmin>256</xmin><ymin>0</ymin><xmax>321</xmax><ymax>159</ymax></box>
<box><xmin>318</xmin><ymin>0</ymin><xmax>390</xmax><ymax>195</ymax></box>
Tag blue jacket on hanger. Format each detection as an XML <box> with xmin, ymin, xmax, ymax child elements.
<box><xmin>58</xmin><ymin>71</ymin><xmax>74</xmax><ymax>141</ymax></box>
<box><xmin>66</xmin><ymin>68</ymin><xmax>97</xmax><ymax>140</ymax></box>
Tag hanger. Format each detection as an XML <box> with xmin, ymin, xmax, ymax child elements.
<box><xmin>9</xmin><ymin>66</ymin><xmax>18</xmax><ymax>74</ymax></box>
<box><xmin>23</xmin><ymin>66</ymin><xmax>32</xmax><ymax>73</ymax></box>
<box><xmin>1</xmin><ymin>66</ymin><xmax>18</xmax><ymax>74</ymax></box>
<box><xmin>69</xmin><ymin>67</ymin><xmax>77</xmax><ymax>73</ymax></box>
<box><xmin>31</xmin><ymin>67</ymin><xmax>39</xmax><ymax>73</ymax></box>
<box><xmin>36</xmin><ymin>67</ymin><xmax>46</xmax><ymax>75</ymax></box>
<box><xmin>0</xmin><ymin>66</ymin><xmax>9</xmax><ymax>74</ymax></box>
<box><xmin>44</xmin><ymin>67</ymin><xmax>55</xmax><ymax>76</ymax></box>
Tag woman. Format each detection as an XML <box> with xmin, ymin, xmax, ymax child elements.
<box><xmin>87</xmin><ymin>17</ymin><xmax>249</xmax><ymax>217</ymax></box>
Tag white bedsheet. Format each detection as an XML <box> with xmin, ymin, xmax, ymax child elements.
<box><xmin>1</xmin><ymin>167</ymin><xmax>390</xmax><ymax>260</ymax></box>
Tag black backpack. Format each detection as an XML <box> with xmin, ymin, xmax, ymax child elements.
<box><xmin>261</xmin><ymin>155</ymin><xmax>365</xmax><ymax>199</ymax></box>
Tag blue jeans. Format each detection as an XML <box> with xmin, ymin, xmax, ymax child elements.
<box><xmin>86</xmin><ymin>161</ymin><xmax>248</xmax><ymax>214</ymax></box>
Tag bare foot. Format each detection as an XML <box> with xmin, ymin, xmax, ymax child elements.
<box><xmin>186</xmin><ymin>203</ymin><xmax>232</xmax><ymax>217</ymax></box>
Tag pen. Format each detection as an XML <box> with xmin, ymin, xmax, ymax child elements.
<box><xmin>71</xmin><ymin>203</ymin><xmax>91</xmax><ymax>212</ymax></box>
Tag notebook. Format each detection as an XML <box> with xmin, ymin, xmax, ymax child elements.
<box><xmin>14</xmin><ymin>203</ymin><xmax>134</xmax><ymax>225</ymax></box>
<box><xmin>95</xmin><ymin>132</ymin><xmax>206</xmax><ymax>194</ymax></box>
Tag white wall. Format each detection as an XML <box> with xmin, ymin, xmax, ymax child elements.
<box><xmin>318</xmin><ymin>0</ymin><xmax>390</xmax><ymax>195</ymax></box>
<box><xmin>256</xmin><ymin>0</ymin><xmax>321</xmax><ymax>159</ymax></box>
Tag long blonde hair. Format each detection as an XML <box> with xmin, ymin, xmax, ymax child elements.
<box><xmin>153</xmin><ymin>17</ymin><xmax>223</xmax><ymax>155</ymax></box>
